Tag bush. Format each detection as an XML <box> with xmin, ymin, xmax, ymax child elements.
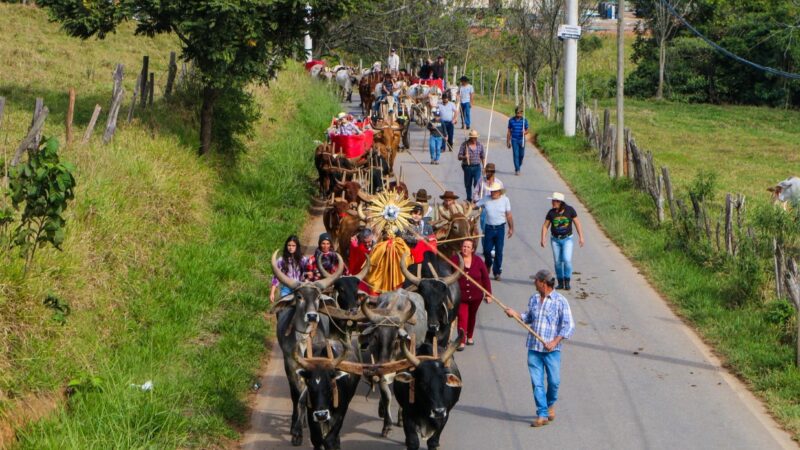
<box><xmin>579</xmin><ymin>34</ymin><xmax>603</xmax><ymax>53</ymax></box>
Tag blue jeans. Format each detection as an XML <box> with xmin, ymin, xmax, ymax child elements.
<box><xmin>441</xmin><ymin>120</ymin><xmax>455</xmax><ymax>150</ymax></box>
<box><xmin>462</xmin><ymin>164</ymin><xmax>481</xmax><ymax>202</ymax></box>
<box><xmin>511</xmin><ymin>139</ymin><xmax>525</xmax><ymax>172</ymax></box>
<box><xmin>429</xmin><ymin>135</ymin><xmax>443</xmax><ymax>161</ymax></box>
<box><xmin>460</xmin><ymin>102</ymin><xmax>471</xmax><ymax>128</ymax></box>
<box><xmin>483</xmin><ymin>223</ymin><xmax>505</xmax><ymax>276</ymax></box>
<box><xmin>550</xmin><ymin>235</ymin><xmax>574</xmax><ymax>279</ymax></box>
<box><xmin>527</xmin><ymin>349</ymin><xmax>561</xmax><ymax>418</ymax></box>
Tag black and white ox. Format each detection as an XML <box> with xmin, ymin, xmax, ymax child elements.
<box><xmin>358</xmin><ymin>289</ymin><xmax>428</xmax><ymax>437</ymax></box>
<box><xmin>768</xmin><ymin>177</ymin><xmax>800</xmax><ymax>210</ymax></box>
<box><xmin>394</xmin><ymin>329</ymin><xmax>463</xmax><ymax>450</ymax></box>
<box><xmin>291</xmin><ymin>339</ymin><xmax>362</xmax><ymax>450</ymax></box>
<box><xmin>400</xmin><ymin>253</ymin><xmax>463</xmax><ymax>344</ymax></box>
<box><xmin>272</xmin><ymin>250</ymin><xmax>344</xmax><ymax>446</ymax></box>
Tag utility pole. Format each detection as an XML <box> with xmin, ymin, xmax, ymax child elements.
<box><xmin>563</xmin><ymin>0</ymin><xmax>578</xmax><ymax>136</ymax></box>
<box><xmin>304</xmin><ymin>4</ymin><xmax>313</xmax><ymax>62</ymax></box>
<box><xmin>615</xmin><ymin>0</ymin><xmax>625</xmax><ymax>177</ymax></box>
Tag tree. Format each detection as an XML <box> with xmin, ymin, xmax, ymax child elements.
<box><xmin>634</xmin><ymin>0</ymin><xmax>694</xmax><ymax>99</ymax></box>
<box><xmin>316</xmin><ymin>0</ymin><xmax>471</xmax><ymax>72</ymax></box>
<box><xmin>38</xmin><ymin>0</ymin><xmax>358</xmax><ymax>155</ymax></box>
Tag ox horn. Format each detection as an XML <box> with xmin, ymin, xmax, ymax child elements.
<box><xmin>397</xmin><ymin>299</ymin><xmax>416</xmax><ymax>324</ymax></box>
<box><xmin>292</xmin><ymin>344</ymin><xmax>312</xmax><ymax>370</ymax></box>
<box><xmin>271</xmin><ymin>250</ymin><xmax>301</xmax><ymax>290</ymax></box>
<box><xmin>314</xmin><ymin>253</ymin><xmax>345</xmax><ymax>291</ymax></box>
<box><xmin>401</xmin><ymin>335</ymin><xmax>421</xmax><ymax>368</ymax></box>
<box><xmin>399</xmin><ymin>252</ymin><xmax>421</xmax><ymax>286</ymax></box>
<box><xmin>441</xmin><ymin>329</ymin><xmax>463</xmax><ymax>368</ymax></box>
<box><xmin>357</xmin><ymin>202</ymin><xmax>367</xmax><ymax>221</ymax></box>
<box><xmin>357</xmin><ymin>190</ymin><xmax>374</xmax><ymax>203</ymax></box>
<box><xmin>361</xmin><ymin>298</ymin><xmax>384</xmax><ymax>324</ymax></box>
<box><xmin>440</xmin><ymin>254</ymin><xmax>464</xmax><ymax>286</ymax></box>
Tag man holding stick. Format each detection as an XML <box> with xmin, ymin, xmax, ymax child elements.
<box><xmin>504</xmin><ymin>269</ymin><xmax>575</xmax><ymax>428</ymax></box>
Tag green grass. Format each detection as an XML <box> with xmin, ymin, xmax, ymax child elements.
<box><xmin>1</xmin><ymin>4</ymin><xmax>340</xmax><ymax>447</ymax></box>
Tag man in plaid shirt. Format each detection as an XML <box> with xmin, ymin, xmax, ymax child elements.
<box><xmin>505</xmin><ymin>269</ymin><xmax>575</xmax><ymax>427</ymax></box>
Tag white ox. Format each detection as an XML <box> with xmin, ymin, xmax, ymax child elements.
<box><xmin>769</xmin><ymin>177</ymin><xmax>800</xmax><ymax>210</ymax></box>
<box><xmin>333</xmin><ymin>66</ymin><xmax>357</xmax><ymax>102</ymax></box>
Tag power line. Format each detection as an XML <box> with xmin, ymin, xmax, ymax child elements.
<box><xmin>658</xmin><ymin>0</ymin><xmax>800</xmax><ymax>80</ymax></box>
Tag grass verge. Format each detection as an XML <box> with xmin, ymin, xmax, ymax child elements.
<box><xmin>11</xmin><ymin>64</ymin><xmax>339</xmax><ymax>448</ymax></box>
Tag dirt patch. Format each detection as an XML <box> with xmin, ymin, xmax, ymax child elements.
<box><xmin>0</xmin><ymin>391</ymin><xmax>61</xmax><ymax>448</ymax></box>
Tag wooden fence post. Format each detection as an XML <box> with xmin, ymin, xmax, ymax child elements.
<box><xmin>12</xmin><ymin>105</ymin><xmax>48</xmax><ymax>166</ymax></box>
<box><xmin>140</xmin><ymin>55</ymin><xmax>149</xmax><ymax>108</ymax></box>
<box><xmin>724</xmin><ymin>194</ymin><xmax>734</xmax><ymax>255</ymax></box>
<box><xmin>514</xmin><ymin>70</ymin><xmax>519</xmax><ymax>106</ymax></box>
<box><xmin>103</xmin><ymin>88</ymin><xmax>125</xmax><ymax>144</ymax></box>
<box><xmin>148</xmin><ymin>72</ymin><xmax>155</xmax><ymax>106</ymax></box>
<box><xmin>165</xmin><ymin>51</ymin><xmax>178</xmax><ymax>98</ymax></box>
<box><xmin>66</xmin><ymin>88</ymin><xmax>76</xmax><ymax>146</ymax></box>
<box><xmin>30</xmin><ymin>98</ymin><xmax>44</xmax><ymax>150</ymax></box>
<box><xmin>662</xmin><ymin>166</ymin><xmax>676</xmax><ymax>220</ymax></box>
<box><xmin>128</xmin><ymin>74</ymin><xmax>142</xmax><ymax>124</ymax></box>
<box><xmin>82</xmin><ymin>105</ymin><xmax>102</xmax><ymax>144</ymax></box>
<box><xmin>783</xmin><ymin>258</ymin><xmax>800</xmax><ymax>367</ymax></box>
<box><xmin>0</xmin><ymin>97</ymin><xmax>5</xmax><ymax>130</ymax></box>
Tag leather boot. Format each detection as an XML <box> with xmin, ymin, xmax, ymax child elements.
<box><xmin>564</xmin><ymin>278</ymin><xmax>571</xmax><ymax>290</ymax></box>
<box><xmin>556</xmin><ymin>278</ymin><xmax>565</xmax><ymax>290</ymax></box>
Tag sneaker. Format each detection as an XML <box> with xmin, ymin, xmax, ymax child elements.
<box><xmin>530</xmin><ymin>417</ymin><xmax>549</xmax><ymax>427</ymax></box>
<box><xmin>494</xmin><ymin>274</ymin><xmax>501</xmax><ymax>281</ymax></box>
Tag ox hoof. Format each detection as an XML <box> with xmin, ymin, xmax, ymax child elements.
<box><xmin>291</xmin><ymin>434</ymin><xmax>303</xmax><ymax>446</ymax></box>
<box><xmin>381</xmin><ymin>426</ymin><xmax>392</xmax><ymax>438</ymax></box>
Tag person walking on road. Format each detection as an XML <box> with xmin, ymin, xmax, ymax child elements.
<box><xmin>504</xmin><ymin>269</ymin><xmax>575</xmax><ymax>428</ymax></box>
<box><xmin>478</xmin><ymin>182</ymin><xmax>513</xmax><ymax>280</ymax></box>
<box><xmin>427</xmin><ymin>110</ymin><xmax>445</xmax><ymax>164</ymax></box>
<box><xmin>439</xmin><ymin>94</ymin><xmax>458</xmax><ymax>151</ymax></box>
<box><xmin>474</xmin><ymin>163</ymin><xmax>503</xmax><ymax>231</ymax></box>
<box><xmin>540</xmin><ymin>192</ymin><xmax>585</xmax><ymax>290</ymax></box>
<box><xmin>457</xmin><ymin>129</ymin><xmax>485</xmax><ymax>202</ymax></box>
<box><xmin>270</xmin><ymin>235</ymin><xmax>311</xmax><ymax>302</ymax></box>
<box><xmin>387</xmin><ymin>48</ymin><xmax>400</xmax><ymax>74</ymax></box>
<box><xmin>458</xmin><ymin>76</ymin><xmax>474</xmax><ymax>130</ymax></box>
<box><xmin>452</xmin><ymin>239</ymin><xmax>492</xmax><ymax>351</ymax></box>
<box><xmin>506</xmin><ymin>106</ymin><xmax>530</xmax><ymax>176</ymax></box>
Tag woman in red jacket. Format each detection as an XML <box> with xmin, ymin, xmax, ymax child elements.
<box><xmin>452</xmin><ymin>239</ymin><xmax>492</xmax><ymax>351</ymax></box>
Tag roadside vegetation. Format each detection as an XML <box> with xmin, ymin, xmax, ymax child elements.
<box><xmin>1</xmin><ymin>4</ymin><xmax>338</xmax><ymax>447</ymax></box>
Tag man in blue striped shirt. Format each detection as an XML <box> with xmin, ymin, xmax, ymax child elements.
<box><xmin>505</xmin><ymin>269</ymin><xmax>575</xmax><ymax>427</ymax></box>
<box><xmin>506</xmin><ymin>106</ymin><xmax>529</xmax><ymax>176</ymax></box>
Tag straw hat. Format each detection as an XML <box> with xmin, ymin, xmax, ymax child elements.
<box><xmin>487</xmin><ymin>181</ymin><xmax>504</xmax><ymax>193</ymax></box>
<box><xmin>547</xmin><ymin>192</ymin><xmax>566</xmax><ymax>202</ymax></box>
<box><xmin>468</xmin><ymin>129</ymin><xmax>479</xmax><ymax>139</ymax></box>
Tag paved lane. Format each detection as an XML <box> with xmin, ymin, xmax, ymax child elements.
<box><xmin>242</xmin><ymin>98</ymin><xmax>795</xmax><ymax>449</ymax></box>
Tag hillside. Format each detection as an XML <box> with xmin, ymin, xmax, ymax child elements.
<box><xmin>0</xmin><ymin>4</ymin><xmax>338</xmax><ymax>447</ymax></box>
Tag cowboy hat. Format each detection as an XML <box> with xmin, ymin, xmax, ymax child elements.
<box><xmin>487</xmin><ymin>181</ymin><xmax>504</xmax><ymax>192</ymax></box>
<box><xmin>439</xmin><ymin>190</ymin><xmax>460</xmax><ymax>200</ymax></box>
<box><xmin>547</xmin><ymin>192</ymin><xmax>566</xmax><ymax>202</ymax></box>
<box><xmin>414</xmin><ymin>189</ymin><xmax>432</xmax><ymax>202</ymax></box>
<box><xmin>468</xmin><ymin>129</ymin><xmax>479</xmax><ymax>139</ymax></box>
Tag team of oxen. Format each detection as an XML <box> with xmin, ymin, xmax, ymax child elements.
<box><xmin>271</xmin><ymin>65</ymin><xmax>480</xmax><ymax>450</ymax></box>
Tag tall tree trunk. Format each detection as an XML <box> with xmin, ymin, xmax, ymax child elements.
<box><xmin>657</xmin><ymin>38</ymin><xmax>666</xmax><ymax>100</ymax></box>
<box><xmin>199</xmin><ymin>85</ymin><xmax>218</xmax><ymax>156</ymax></box>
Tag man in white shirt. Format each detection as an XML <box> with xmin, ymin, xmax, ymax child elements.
<box><xmin>458</xmin><ymin>76</ymin><xmax>474</xmax><ymax>130</ymax></box>
<box><xmin>438</xmin><ymin>95</ymin><xmax>458</xmax><ymax>151</ymax></box>
<box><xmin>478</xmin><ymin>182</ymin><xmax>513</xmax><ymax>280</ymax></box>
<box><xmin>387</xmin><ymin>48</ymin><xmax>400</xmax><ymax>74</ymax></box>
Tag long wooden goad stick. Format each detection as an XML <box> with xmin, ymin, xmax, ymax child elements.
<box><xmin>410</xmin><ymin>231</ymin><xmax>547</xmax><ymax>345</ymax></box>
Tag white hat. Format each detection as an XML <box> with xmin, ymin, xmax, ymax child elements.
<box><xmin>487</xmin><ymin>181</ymin><xmax>504</xmax><ymax>192</ymax></box>
<box><xmin>337</xmin><ymin>112</ymin><xmax>347</xmax><ymax>119</ymax></box>
<box><xmin>547</xmin><ymin>192</ymin><xmax>566</xmax><ymax>202</ymax></box>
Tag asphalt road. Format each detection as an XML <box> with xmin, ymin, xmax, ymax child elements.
<box><xmin>241</xmin><ymin>98</ymin><xmax>795</xmax><ymax>450</ymax></box>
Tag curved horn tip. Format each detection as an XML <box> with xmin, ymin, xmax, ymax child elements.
<box><xmin>399</xmin><ymin>252</ymin><xmax>421</xmax><ymax>286</ymax></box>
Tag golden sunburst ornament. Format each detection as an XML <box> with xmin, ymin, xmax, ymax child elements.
<box><xmin>362</xmin><ymin>190</ymin><xmax>414</xmax><ymax>234</ymax></box>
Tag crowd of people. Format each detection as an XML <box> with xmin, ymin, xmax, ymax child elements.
<box><xmin>275</xmin><ymin>51</ymin><xmax>586</xmax><ymax>428</ymax></box>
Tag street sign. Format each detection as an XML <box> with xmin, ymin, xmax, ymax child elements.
<box><xmin>557</xmin><ymin>24</ymin><xmax>582</xmax><ymax>40</ymax></box>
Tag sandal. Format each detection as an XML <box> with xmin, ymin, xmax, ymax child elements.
<box><xmin>457</xmin><ymin>343</ymin><xmax>466</xmax><ymax>351</ymax></box>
